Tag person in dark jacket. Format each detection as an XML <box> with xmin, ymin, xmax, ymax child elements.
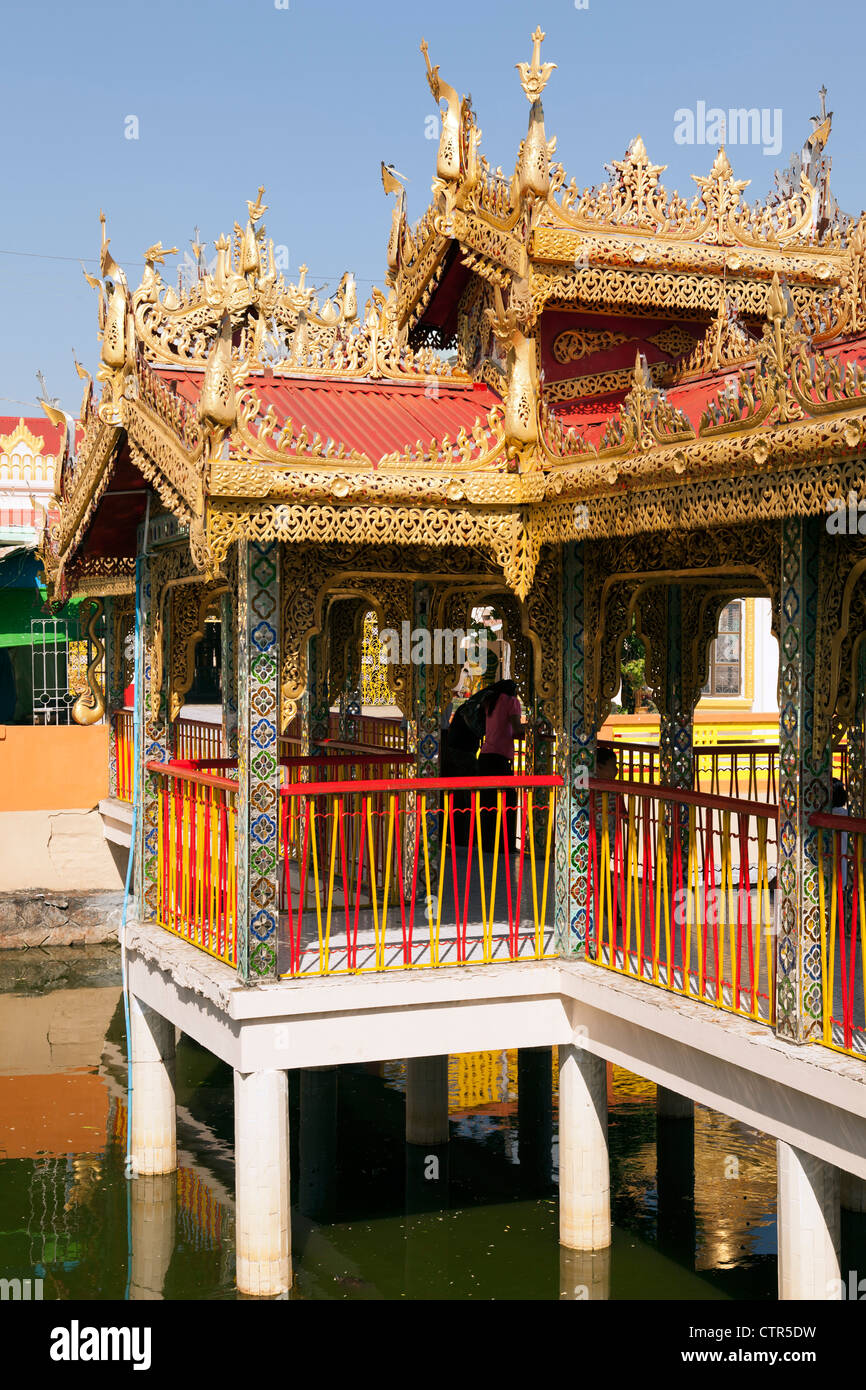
<box><xmin>442</xmin><ymin>688</ymin><xmax>486</xmax><ymax>844</ymax></box>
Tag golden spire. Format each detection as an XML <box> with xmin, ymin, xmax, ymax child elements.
<box><xmin>516</xmin><ymin>26</ymin><xmax>556</xmax><ymax>102</ymax></box>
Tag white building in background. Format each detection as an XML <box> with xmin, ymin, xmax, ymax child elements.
<box><xmin>0</xmin><ymin>416</ymin><xmax>59</xmax><ymax>545</ymax></box>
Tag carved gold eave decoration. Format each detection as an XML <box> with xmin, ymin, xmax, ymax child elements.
<box><xmin>391</xmin><ymin>28</ymin><xmax>862</xmax><ymax>341</ymax></box>
<box><xmin>540</xmin><ymin>277</ymin><xmax>866</xmax><ymax>499</ymax></box>
<box><xmin>542</xmin><ymin>140</ymin><xmax>839</xmax><ymax>251</ymax></box>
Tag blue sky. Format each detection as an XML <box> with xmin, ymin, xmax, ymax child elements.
<box><xmin>1</xmin><ymin>0</ymin><xmax>863</xmax><ymax>417</ymax></box>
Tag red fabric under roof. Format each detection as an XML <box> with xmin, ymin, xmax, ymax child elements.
<box><xmin>553</xmin><ymin>332</ymin><xmax>866</xmax><ymax>444</ymax></box>
<box><xmin>155</xmin><ymin>368</ymin><xmax>501</xmax><ymax>462</ymax></box>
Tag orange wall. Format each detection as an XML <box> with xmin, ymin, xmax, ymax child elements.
<box><xmin>0</xmin><ymin>724</ymin><xmax>109</xmax><ymax>811</ymax></box>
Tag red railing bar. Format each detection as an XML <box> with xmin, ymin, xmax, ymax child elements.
<box><xmin>146</xmin><ymin>760</ymin><xmax>237</xmax><ymax>792</ymax></box>
<box><xmin>591</xmin><ymin>777</ymin><xmax>778</xmax><ymax>820</ymax></box>
<box><xmin>280</xmin><ymin>773</ymin><xmax>564</xmax><ymax>798</ymax></box>
<box><xmin>809</xmin><ymin>811</ymin><xmax>866</xmax><ymax>833</ymax></box>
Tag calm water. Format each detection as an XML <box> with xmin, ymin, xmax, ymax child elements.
<box><xmin>2</xmin><ymin>946</ymin><xmax>864</xmax><ymax>1301</ymax></box>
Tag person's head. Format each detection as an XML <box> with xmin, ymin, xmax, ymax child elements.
<box><xmin>832</xmin><ymin>777</ymin><xmax>848</xmax><ymax>810</ymax></box>
<box><xmin>596</xmin><ymin>745</ymin><xmax>618</xmax><ymax>780</ymax></box>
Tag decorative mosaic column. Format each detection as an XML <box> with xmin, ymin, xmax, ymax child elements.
<box><xmin>554</xmin><ymin>541</ymin><xmax>596</xmax><ymax>956</ymax></box>
<box><xmin>136</xmin><ymin>556</ymin><xmax>171</xmax><ymax>924</ymax></box>
<box><xmin>236</xmin><ymin>540</ymin><xmax>281</xmax><ymax>981</ymax></box>
<box><xmin>776</xmin><ymin>516</ymin><xmax>831</xmax><ymax>1042</ymax></box>
<box><xmin>659</xmin><ymin>586</ymin><xmax>694</xmax><ymax>790</ymax></box>
<box><xmin>221</xmin><ymin>589</ymin><xmax>238</xmax><ymax>758</ymax></box>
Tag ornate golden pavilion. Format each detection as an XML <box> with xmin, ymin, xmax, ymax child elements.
<box><xmin>45</xmin><ymin>30</ymin><xmax>866</xmax><ymax>1041</ymax></box>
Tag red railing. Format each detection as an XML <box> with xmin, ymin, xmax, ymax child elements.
<box><xmin>610</xmin><ymin>741</ymin><xmax>848</xmax><ymax>802</ymax></box>
<box><xmin>278</xmin><ymin>773</ymin><xmax>561</xmax><ymax>977</ymax></box>
<box><xmin>811</xmin><ymin>811</ymin><xmax>866</xmax><ymax>1059</ymax></box>
<box><xmin>327</xmin><ymin>711</ymin><xmax>408</xmax><ymax>750</ymax></box>
<box><xmin>587</xmin><ymin>777</ymin><xmax>778</xmax><ymax>1022</ymax></box>
<box><xmin>176</xmin><ymin>715</ymin><xmax>224</xmax><ymax>763</ymax></box>
<box><xmin>147</xmin><ymin>762</ymin><xmax>238</xmax><ymax>967</ymax></box>
<box><xmin>113</xmin><ymin>709</ymin><xmax>135</xmax><ymax>802</ymax></box>
<box><xmin>145</xmin><ymin>761</ymin><xmax>560</xmax><ymax>979</ymax></box>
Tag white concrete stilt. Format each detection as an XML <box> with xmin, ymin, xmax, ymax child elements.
<box><xmin>129</xmin><ymin>1173</ymin><xmax>176</xmax><ymax>1300</ymax></box>
<box><xmin>558</xmin><ymin>1043</ymin><xmax>610</xmax><ymax>1250</ymax></box>
<box><xmin>841</xmin><ymin>1170</ymin><xmax>866</xmax><ymax>1213</ymax></box>
<box><xmin>656</xmin><ymin>1085</ymin><xmax>694</xmax><ymax>1120</ymax></box>
<box><xmin>234</xmin><ymin>1069</ymin><xmax>291</xmax><ymax>1298</ymax></box>
<box><xmin>406</xmin><ymin>1055</ymin><xmax>449</xmax><ymax>1146</ymax></box>
<box><xmin>777</xmin><ymin>1141</ymin><xmax>841</xmax><ymax>1300</ymax></box>
<box><xmin>129</xmin><ymin>995</ymin><xmax>176</xmax><ymax>1176</ymax></box>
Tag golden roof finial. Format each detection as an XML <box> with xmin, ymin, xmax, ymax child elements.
<box><xmin>766</xmin><ymin>270</ymin><xmax>787</xmax><ymax>324</ymax></box>
<box><xmin>247</xmin><ymin>186</ymin><xmax>268</xmax><ymax>224</ymax></box>
<box><xmin>420</xmin><ymin>37</ymin><xmax>440</xmax><ymax>102</ymax></box>
<box><xmin>516</xmin><ymin>26</ymin><xmax>556</xmax><ymax>102</ymax></box>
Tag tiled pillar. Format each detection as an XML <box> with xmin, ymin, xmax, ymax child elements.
<box><xmin>129</xmin><ymin>995</ymin><xmax>176</xmax><ymax>1176</ymax></box>
<box><xmin>558</xmin><ymin>1042</ymin><xmax>610</xmax><ymax>1250</ymax></box>
<box><xmin>777</xmin><ymin>1141</ymin><xmax>841</xmax><ymax>1300</ymax></box>
<box><xmin>137</xmin><ymin>555</ymin><xmax>170</xmax><ymax>924</ymax></box>
<box><xmin>234</xmin><ymin>1069</ymin><xmax>291</xmax><ymax>1297</ymax></box>
<box><xmin>554</xmin><ymin>541</ymin><xmax>595</xmax><ymax>956</ymax></box>
<box><xmin>776</xmin><ymin>517</ymin><xmax>832</xmax><ymax>1041</ymax></box>
<box><xmin>236</xmin><ymin>540</ymin><xmax>281</xmax><ymax>981</ymax></box>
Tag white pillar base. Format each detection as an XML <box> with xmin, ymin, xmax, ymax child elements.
<box><xmin>558</xmin><ymin>1043</ymin><xmax>610</xmax><ymax>1251</ymax></box>
<box><xmin>777</xmin><ymin>1141</ymin><xmax>841</xmax><ymax>1300</ymax></box>
<box><xmin>234</xmin><ymin>1069</ymin><xmax>291</xmax><ymax>1298</ymax></box>
<box><xmin>129</xmin><ymin>995</ymin><xmax>176</xmax><ymax>1176</ymax></box>
<box><xmin>406</xmin><ymin>1055</ymin><xmax>449</xmax><ymax>1146</ymax></box>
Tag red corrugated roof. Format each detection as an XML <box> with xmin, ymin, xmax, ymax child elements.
<box><xmin>154</xmin><ymin>368</ymin><xmax>501</xmax><ymax>462</ymax></box>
